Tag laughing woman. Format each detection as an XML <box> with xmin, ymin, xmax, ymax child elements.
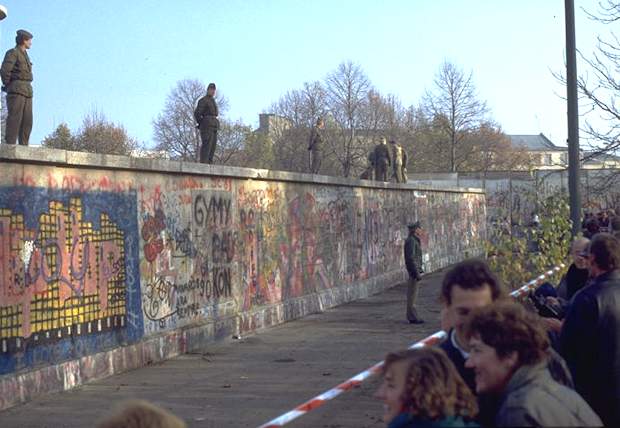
<box><xmin>375</xmin><ymin>347</ymin><xmax>479</xmax><ymax>428</ymax></box>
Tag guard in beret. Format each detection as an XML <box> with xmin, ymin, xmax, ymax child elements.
<box><xmin>1</xmin><ymin>30</ymin><xmax>34</xmax><ymax>145</ymax></box>
<box><xmin>404</xmin><ymin>221</ymin><xmax>424</xmax><ymax>324</ymax></box>
<box><xmin>194</xmin><ymin>83</ymin><xmax>220</xmax><ymax>164</ymax></box>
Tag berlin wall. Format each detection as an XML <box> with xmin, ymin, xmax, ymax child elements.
<box><xmin>0</xmin><ymin>146</ymin><xmax>486</xmax><ymax>410</ymax></box>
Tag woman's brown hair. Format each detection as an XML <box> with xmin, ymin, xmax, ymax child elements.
<box><xmin>383</xmin><ymin>347</ymin><xmax>478</xmax><ymax>420</ymax></box>
<box><xmin>462</xmin><ymin>301</ymin><xmax>549</xmax><ymax>366</ymax></box>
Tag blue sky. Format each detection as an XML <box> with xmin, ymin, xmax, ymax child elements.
<box><xmin>0</xmin><ymin>0</ymin><xmax>605</xmax><ymax>148</ymax></box>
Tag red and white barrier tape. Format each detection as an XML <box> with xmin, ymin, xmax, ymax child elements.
<box><xmin>509</xmin><ymin>263</ymin><xmax>566</xmax><ymax>298</ymax></box>
<box><xmin>257</xmin><ymin>263</ymin><xmax>566</xmax><ymax>428</ymax></box>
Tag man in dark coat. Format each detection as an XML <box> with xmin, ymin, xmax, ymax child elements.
<box><xmin>403</xmin><ymin>222</ymin><xmax>424</xmax><ymax>324</ymax></box>
<box><xmin>373</xmin><ymin>138</ymin><xmax>391</xmax><ymax>181</ymax></box>
<box><xmin>307</xmin><ymin>117</ymin><xmax>325</xmax><ymax>174</ymax></box>
<box><xmin>560</xmin><ymin>233</ymin><xmax>620</xmax><ymax>426</ymax></box>
<box><xmin>194</xmin><ymin>83</ymin><xmax>219</xmax><ymax>164</ymax></box>
<box><xmin>1</xmin><ymin>30</ymin><xmax>34</xmax><ymax>146</ymax></box>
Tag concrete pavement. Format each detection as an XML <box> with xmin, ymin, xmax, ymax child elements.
<box><xmin>0</xmin><ymin>270</ymin><xmax>445</xmax><ymax>428</ymax></box>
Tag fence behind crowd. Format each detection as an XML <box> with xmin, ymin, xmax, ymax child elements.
<box><xmin>257</xmin><ymin>263</ymin><xmax>567</xmax><ymax>428</ymax></box>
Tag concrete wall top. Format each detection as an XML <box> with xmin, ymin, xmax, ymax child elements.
<box><xmin>0</xmin><ymin>145</ymin><xmax>484</xmax><ymax>195</ymax></box>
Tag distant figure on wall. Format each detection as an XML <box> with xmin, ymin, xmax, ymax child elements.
<box><xmin>194</xmin><ymin>83</ymin><xmax>219</xmax><ymax>164</ymax></box>
<box><xmin>389</xmin><ymin>139</ymin><xmax>408</xmax><ymax>183</ymax></box>
<box><xmin>308</xmin><ymin>117</ymin><xmax>325</xmax><ymax>174</ymax></box>
<box><xmin>1</xmin><ymin>30</ymin><xmax>34</xmax><ymax>146</ymax></box>
<box><xmin>373</xmin><ymin>137</ymin><xmax>391</xmax><ymax>181</ymax></box>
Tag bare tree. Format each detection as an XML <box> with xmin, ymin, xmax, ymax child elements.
<box><xmin>215</xmin><ymin>119</ymin><xmax>253</xmax><ymax>165</ymax></box>
<box><xmin>422</xmin><ymin>61</ymin><xmax>489</xmax><ymax>172</ymax></box>
<box><xmin>153</xmin><ymin>79</ymin><xmax>228</xmax><ymax>161</ymax></box>
<box><xmin>264</xmin><ymin>81</ymin><xmax>329</xmax><ymax>172</ymax></box>
<box><xmin>575</xmin><ymin>1</ymin><xmax>620</xmax><ymax>162</ymax></box>
<box><xmin>42</xmin><ymin>123</ymin><xmax>75</xmax><ymax>150</ymax></box>
<box><xmin>460</xmin><ymin>122</ymin><xmax>532</xmax><ymax>173</ymax></box>
<box><xmin>42</xmin><ymin>112</ymin><xmax>139</xmax><ymax>155</ymax></box>
<box><xmin>76</xmin><ymin>110</ymin><xmax>139</xmax><ymax>155</ymax></box>
<box><xmin>325</xmin><ymin>61</ymin><xmax>372</xmax><ymax>177</ymax></box>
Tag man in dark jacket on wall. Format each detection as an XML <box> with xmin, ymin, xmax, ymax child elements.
<box><xmin>403</xmin><ymin>222</ymin><xmax>424</xmax><ymax>324</ymax></box>
<box><xmin>194</xmin><ymin>83</ymin><xmax>219</xmax><ymax>164</ymax></box>
<box><xmin>373</xmin><ymin>138</ymin><xmax>391</xmax><ymax>181</ymax></box>
<box><xmin>1</xmin><ymin>30</ymin><xmax>34</xmax><ymax>146</ymax></box>
<box><xmin>560</xmin><ymin>233</ymin><xmax>620</xmax><ymax>426</ymax></box>
<box><xmin>307</xmin><ymin>117</ymin><xmax>325</xmax><ymax>174</ymax></box>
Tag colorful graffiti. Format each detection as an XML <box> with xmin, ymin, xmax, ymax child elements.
<box><xmin>138</xmin><ymin>187</ymin><xmax>236</xmax><ymax>333</ymax></box>
<box><xmin>0</xmin><ymin>164</ymin><xmax>486</xmax><ymax>380</ymax></box>
<box><xmin>0</xmin><ymin>187</ymin><xmax>142</xmax><ymax>374</ymax></box>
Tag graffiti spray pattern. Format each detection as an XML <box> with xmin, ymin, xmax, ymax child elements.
<box><xmin>0</xmin><ymin>187</ymin><xmax>142</xmax><ymax>374</ymax></box>
<box><xmin>139</xmin><ymin>187</ymin><xmax>235</xmax><ymax>334</ymax></box>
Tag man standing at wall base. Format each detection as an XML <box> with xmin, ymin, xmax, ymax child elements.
<box><xmin>194</xmin><ymin>83</ymin><xmax>219</xmax><ymax>164</ymax></box>
<box><xmin>1</xmin><ymin>30</ymin><xmax>33</xmax><ymax>146</ymax></box>
<box><xmin>404</xmin><ymin>222</ymin><xmax>424</xmax><ymax>324</ymax></box>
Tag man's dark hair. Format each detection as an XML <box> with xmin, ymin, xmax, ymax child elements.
<box><xmin>611</xmin><ymin>216</ymin><xmax>620</xmax><ymax>232</ymax></box>
<box><xmin>316</xmin><ymin>117</ymin><xmax>324</xmax><ymax>125</ymax></box>
<box><xmin>463</xmin><ymin>301</ymin><xmax>549</xmax><ymax>366</ymax></box>
<box><xmin>589</xmin><ymin>233</ymin><xmax>620</xmax><ymax>272</ymax></box>
<box><xmin>440</xmin><ymin>258</ymin><xmax>504</xmax><ymax>305</ymax></box>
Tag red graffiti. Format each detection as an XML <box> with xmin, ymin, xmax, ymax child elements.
<box><xmin>141</xmin><ymin>208</ymin><xmax>166</xmax><ymax>263</ymax></box>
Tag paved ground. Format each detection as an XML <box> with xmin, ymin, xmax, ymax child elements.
<box><xmin>0</xmin><ymin>271</ymin><xmax>445</xmax><ymax>428</ymax></box>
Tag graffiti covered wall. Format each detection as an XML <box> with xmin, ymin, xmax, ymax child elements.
<box><xmin>0</xmin><ymin>151</ymin><xmax>485</xmax><ymax>387</ymax></box>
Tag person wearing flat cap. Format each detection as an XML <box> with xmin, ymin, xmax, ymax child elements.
<box><xmin>404</xmin><ymin>221</ymin><xmax>424</xmax><ymax>324</ymax></box>
<box><xmin>1</xmin><ymin>30</ymin><xmax>34</xmax><ymax>146</ymax></box>
<box><xmin>194</xmin><ymin>83</ymin><xmax>220</xmax><ymax>164</ymax></box>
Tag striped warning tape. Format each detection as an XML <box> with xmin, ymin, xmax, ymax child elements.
<box><xmin>509</xmin><ymin>264</ymin><xmax>566</xmax><ymax>298</ymax></box>
<box><xmin>257</xmin><ymin>263</ymin><xmax>566</xmax><ymax>428</ymax></box>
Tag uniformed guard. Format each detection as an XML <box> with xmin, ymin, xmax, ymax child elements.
<box><xmin>308</xmin><ymin>117</ymin><xmax>325</xmax><ymax>174</ymax></box>
<box><xmin>373</xmin><ymin>137</ymin><xmax>391</xmax><ymax>181</ymax></box>
<box><xmin>1</xmin><ymin>30</ymin><xmax>34</xmax><ymax>146</ymax></box>
<box><xmin>194</xmin><ymin>83</ymin><xmax>220</xmax><ymax>164</ymax></box>
<box><xmin>389</xmin><ymin>140</ymin><xmax>408</xmax><ymax>183</ymax></box>
<box><xmin>404</xmin><ymin>222</ymin><xmax>424</xmax><ymax>324</ymax></box>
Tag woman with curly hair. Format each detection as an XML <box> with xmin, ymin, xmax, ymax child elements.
<box><xmin>464</xmin><ymin>301</ymin><xmax>601</xmax><ymax>427</ymax></box>
<box><xmin>375</xmin><ymin>347</ymin><xmax>479</xmax><ymax>427</ymax></box>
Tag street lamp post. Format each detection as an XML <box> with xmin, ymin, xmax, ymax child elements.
<box><xmin>565</xmin><ymin>0</ymin><xmax>581</xmax><ymax>236</ymax></box>
<box><xmin>0</xmin><ymin>5</ymin><xmax>6</xmax><ymax>145</ymax></box>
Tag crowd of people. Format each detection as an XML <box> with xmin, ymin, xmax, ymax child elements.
<box><xmin>378</xmin><ymin>214</ymin><xmax>620</xmax><ymax>427</ymax></box>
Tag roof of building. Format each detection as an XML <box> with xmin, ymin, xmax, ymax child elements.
<box><xmin>583</xmin><ymin>150</ymin><xmax>620</xmax><ymax>164</ymax></box>
<box><xmin>508</xmin><ymin>133</ymin><xmax>566</xmax><ymax>151</ymax></box>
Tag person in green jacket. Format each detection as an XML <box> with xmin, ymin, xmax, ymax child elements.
<box><xmin>194</xmin><ymin>83</ymin><xmax>219</xmax><ymax>164</ymax></box>
<box><xmin>1</xmin><ymin>30</ymin><xmax>34</xmax><ymax>146</ymax></box>
<box><xmin>375</xmin><ymin>347</ymin><xmax>479</xmax><ymax>428</ymax></box>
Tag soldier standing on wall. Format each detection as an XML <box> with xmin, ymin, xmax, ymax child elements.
<box><xmin>389</xmin><ymin>140</ymin><xmax>408</xmax><ymax>183</ymax></box>
<box><xmin>373</xmin><ymin>137</ymin><xmax>391</xmax><ymax>181</ymax></box>
<box><xmin>404</xmin><ymin>222</ymin><xmax>424</xmax><ymax>324</ymax></box>
<box><xmin>1</xmin><ymin>30</ymin><xmax>34</xmax><ymax>146</ymax></box>
<box><xmin>308</xmin><ymin>117</ymin><xmax>325</xmax><ymax>174</ymax></box>
<box><xmin>194</xmin><ymin>83</ymin><xmax>219</xmax><ymax>164</ymax></box>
